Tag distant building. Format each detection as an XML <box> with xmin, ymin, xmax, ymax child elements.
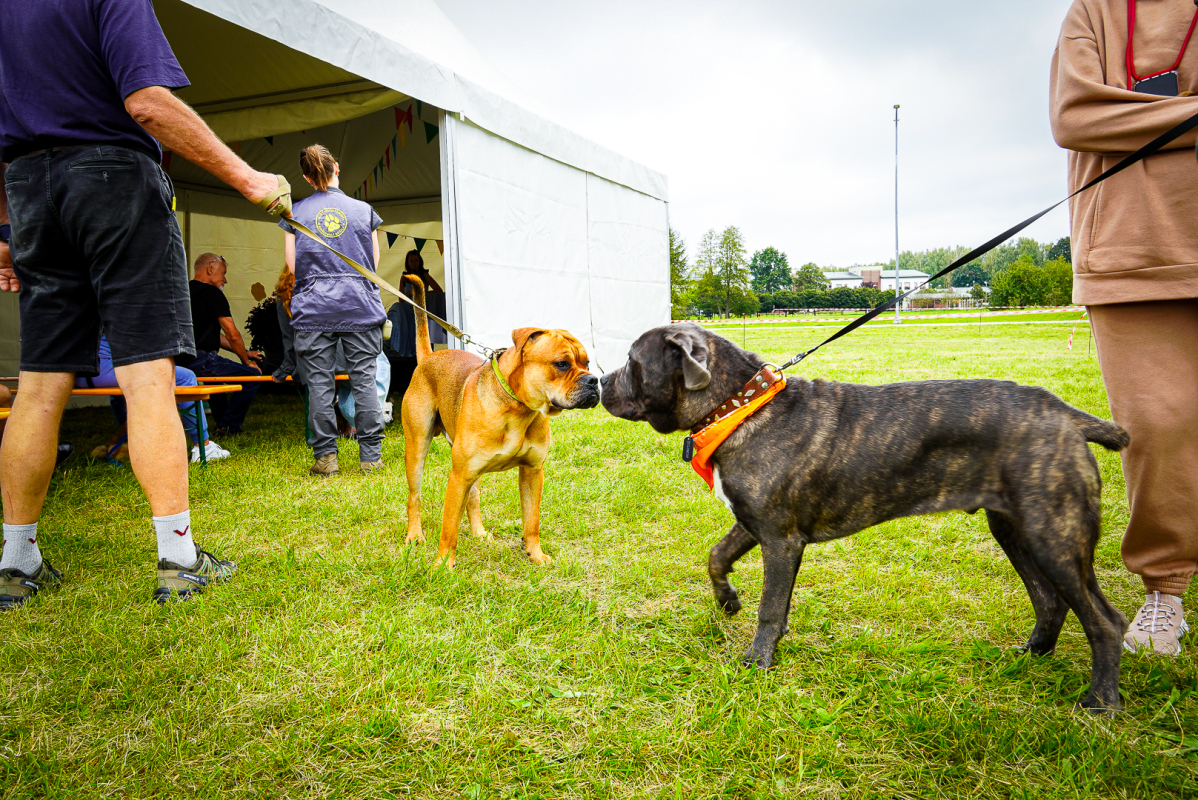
<box><xmin>878</xmin><ymin>269</ymin><xmax>931</xmax><ymax>293</ymax></box>
<box><xmin>845</xmin><ymin>264</ymin><xmax>886</xmax><ymax>288</ymax></box>
<box><xmin>822</xmin><ymin>271</ymin><xmax>863</xmax><ymax>289</ymax></box>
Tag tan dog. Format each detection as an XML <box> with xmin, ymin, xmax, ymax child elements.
<box><xmin>400</xmin><ymin>277</ymin><xmax>600</xmax><ymax>567</ymax></box>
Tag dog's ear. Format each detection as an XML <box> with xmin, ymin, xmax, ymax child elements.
<box><xmin>665</xmin><ymin>329</ymin><xmax>711</xmax><ymax>391</ymax></box>
<box><xmin>511</xmin><ymin>328</ymin><xmax>547</xmax><ymax>356</ymax></box>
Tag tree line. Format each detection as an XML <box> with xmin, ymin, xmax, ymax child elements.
<box><xmin>670</xmin><ymin>229</ymin><xmax>1076</xmax><ymax>317</ymax></box>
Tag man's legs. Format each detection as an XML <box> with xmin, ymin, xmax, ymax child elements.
<box><xmin>0</xmin><ymin>373</ymin><xmax>72</xmax><ymax>600</ymax></box>
<box><xmin>1090</xmin><ymin>299</ymin><xmax>1198</xmax><ymax>653</ymax></box>
<box><xmin>113</xmin><ymin>359</ymin><xmax>188</xmax><ymax>516</ymax></box>
<box><xmin>189</xmin><ymin>353</ymin><xmax>261</xmax><ymax>433</ymax></box>
<box><xmin>1</xmin><ymin>372</ymin><xmax>73</xmax><ymax>524</ymax></box>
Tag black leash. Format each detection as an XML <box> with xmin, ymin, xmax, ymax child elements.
<box><xmin>777</xmin><ymin>109</ymin><xmax>1198</xmax><ymax>371</ymax></box>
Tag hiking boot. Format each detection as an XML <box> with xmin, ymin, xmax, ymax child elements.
<box><xmin>310</xmin><ymin>452</ymin><xmax>339</xmax><ymax>476</ymax></box>
<box><xmin>154</xmin><ymin>545</ymin><xmax>237</xmax><ymax>604</ymax></box>
<box><xmin>1124</xmin><ymin>592</ymin><xmax>1189</xmax><ymax>656</ymax></box>
<box><xmin>360</xmin><ymin>459</ymin><xmax>384</xmax><ymax>473</ymax></box>
<box><xmin>0</xmin><ymin>559</ymin><xmax>63</xmax><ymax>610</ymax></box>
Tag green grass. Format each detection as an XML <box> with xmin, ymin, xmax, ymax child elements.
<box><xmin>2</xmin><ymin>321</ymin><xmax>1194</xmax><ymax>799</ymax></box>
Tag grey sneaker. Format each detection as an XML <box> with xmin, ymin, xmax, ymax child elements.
<box><xmin>1124</xmin><ymin>592</ymin><xmax>1189</xmax><ymax>655</ymax></box>
<box><xmin>0</xmin><ymin>560</ymin><xmax>63</xmax><ymax>610</ymax></box>
<box><xmin>360</xmin><ymin>459</ymin><xmax>384</xmax><ymax>473</ymax></box>
<box><xmin>154</xmin><ymin>545</ymin><xmax>237</xmax><ymax>604</ymax></box>
<box><xmin>310</xmin><ymin>452</ymin><xmax>339</xmax><ymax>476</ymax></box>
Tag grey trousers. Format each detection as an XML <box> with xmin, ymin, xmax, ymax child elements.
<box><xmin>295</xmin><ymin>328</ymin><xmax>384</xmax><ymax>462</ymax></box>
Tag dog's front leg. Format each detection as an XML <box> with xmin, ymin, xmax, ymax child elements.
<box><xmin>437</xmin><ymin>466</ymin><xmax>475</xmax><ymax>568</ymax></box>
<box><xmin>709</xmin><ymin>523</ymin><xmax>758</xmax><ymax>616</ymax></box>
<box><xmin>743</xmin><ymin>535</ymin><xmax>805</xmax><ymax>670</ymax></box>
<box><xmin>518</xmin><ymin>465</ymin><xmax>550</xmax><ymax>565</ymax></box>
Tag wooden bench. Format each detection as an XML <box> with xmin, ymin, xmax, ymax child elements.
<box><xmin>2</xmin><ymin>384</ymin><xmax>243</xmax><ymax>466</ymax></box>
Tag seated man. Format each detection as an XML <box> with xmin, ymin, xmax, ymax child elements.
<box><xmin>181</xmin><ymin>253</ymin><xmax>262</xmax><ymax>435</ymax></box>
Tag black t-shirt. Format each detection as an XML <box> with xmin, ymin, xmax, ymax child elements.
<box><xmin>187</xmin><ymin>279</ymin><xmax>231</xmax><ymax>360</ymax></box>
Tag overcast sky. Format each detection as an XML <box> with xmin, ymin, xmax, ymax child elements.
<box><xmin>435</xmin><ymin>0</ymin><xmax>1077</xmax><ymax>268</ymax></box>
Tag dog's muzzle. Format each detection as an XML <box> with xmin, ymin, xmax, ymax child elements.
<box><xmin>572</xmin><ymin>374</ymin><xmax>601</xmax><ymax>409</ymax></box>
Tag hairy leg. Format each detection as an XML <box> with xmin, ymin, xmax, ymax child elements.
<box><xmin>115</xmin><ymin>358</ymin><xmax>188</xmax><ymax>516</ymax></box>
<box><xmin>0</xmin><ymin>372</ymin><xmax>73</xmax><ymax>524</ymax></box>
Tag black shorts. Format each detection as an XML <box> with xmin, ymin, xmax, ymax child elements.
<box><xmin>4</xmin><ymin>145</ymin><xmax>194</xmax><ymax>376</ymax></box>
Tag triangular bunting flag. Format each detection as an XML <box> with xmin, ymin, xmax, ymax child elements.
<box><xmin>264</xmin><ymin>136</ymin><xmax>274</xmax><ymax>145</ymax></box>
<box><xmin>414</xmin><ymin>238</ymin><xmax>426</xmax><ymax>252</ymax></box>
<box><xmin>161</xmin><ymin>151</ymin><xmax>172</xmax><ymax>171</ymax></box>
<box><xmin>424</xmin><ymin>121</ymin><xmax>438</xmax><ymax>144</ymax></box>
<box><xmin>435</xmin><ymin>240</ymin><xmax>444</xmax><ymax>255</ymax></box>
<box><xmin>385</xmin><ymin>147</ymin><xmax>391</xmax><ymax>170</ymax></box>
<box><xmin>386</xmin><ymin>232</ymin><xmax>400</xmax><ymax>248</ymax></box>
<box><xmin>398</xmin><ymin>126</ymin><xmax>407</xmax><ymax>148</ymax></box>
<box><xmin>391</xmin><ymin>135</ymin><xmax>397</xmax><ymax>159</ymax></box>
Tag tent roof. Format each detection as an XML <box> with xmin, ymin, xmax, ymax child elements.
<box><xmin>158</xmin><ymin>0</ymin><xmax>667</xmax><ymax>201</ymax></box>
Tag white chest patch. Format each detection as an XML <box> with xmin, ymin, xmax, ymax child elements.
<box><xmin>712</xmin><ymin>465</ymin><xmax>735</xmax><ymax>515</ymax></box>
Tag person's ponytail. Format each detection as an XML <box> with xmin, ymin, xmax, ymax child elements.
<box><xmin>299</xmin><ymin>144</ymin><xmax>336</xmax><ymax>192</ymax></box>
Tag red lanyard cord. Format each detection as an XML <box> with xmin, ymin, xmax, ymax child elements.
<box><xmin>1127</xmin><ymin>0</ymin><xmax>1198</xmax><ymax>84</ymax></box>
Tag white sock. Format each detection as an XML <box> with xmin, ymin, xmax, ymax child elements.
<box><xmin>153</xmin><ymin>510</ymin><xmax>197</xmax><ymax>568</ymax></box>
<box><xmin>1</xmin><ymin>522</ymin><xmax>43</xmax><ymax>575</ymax></box>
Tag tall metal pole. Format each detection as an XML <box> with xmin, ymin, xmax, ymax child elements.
<box><xmin>893</xmin><ymin>104</ymin><xmax>901</xmax><ymax>323</ymax></box>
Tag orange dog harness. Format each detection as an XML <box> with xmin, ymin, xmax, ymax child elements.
<box><xmin>684</xmin><ymin>366</ymin><xmax>787</xmax><ymax>490</ymax></box>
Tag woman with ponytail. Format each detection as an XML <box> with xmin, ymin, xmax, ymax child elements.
<box><xmin>279</xmin><ymin>144</ymin><xmax>387</xmax><ymax>476</ymax></box>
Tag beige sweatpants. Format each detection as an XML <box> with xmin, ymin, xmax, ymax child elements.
<box><xmin>1089</xmin><ymin>299</ymin><xmax>1198</xmax><ymax>597</ymax></box>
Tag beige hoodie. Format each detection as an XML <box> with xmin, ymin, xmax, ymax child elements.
<box><xmin>1051</xmin><ymin>0</ymin><xmax>1198</xmax><ymax>304</ymax></box>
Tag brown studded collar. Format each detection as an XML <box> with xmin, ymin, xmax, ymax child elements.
<box><xmin>691</xmin><ymin>365</ymin><xmax>785</xmax><ymax>433</ymax></box>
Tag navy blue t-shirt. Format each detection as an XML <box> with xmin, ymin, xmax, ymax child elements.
<box><xmin>0</xmin><ymin>0</ymin><xmax>190</xmax><ymax>162</ymax></box>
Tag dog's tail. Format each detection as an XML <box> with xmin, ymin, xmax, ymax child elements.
<box><xmin>1065</xmin><ymin>405</ymin><xmax>1130</xmax><ymax>451</ymax></box>
<box><xmin>402</xmin><ymin>274</ymin><xmax>433</xmax><ymax>364</ymax></box>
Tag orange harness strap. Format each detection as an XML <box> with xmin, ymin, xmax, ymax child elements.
<box><xmin>686</xmin><ymin>368</ymin><xmax>787</xmax><ymax>490</ymax></box>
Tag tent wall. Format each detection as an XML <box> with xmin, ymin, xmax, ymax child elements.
<box><xmin>444</xmin><ymin>117</ymin><xmax>668</xmax><ymax>371</ymax></box>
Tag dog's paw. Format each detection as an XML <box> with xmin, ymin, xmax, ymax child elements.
<box><xmin>527</xmin><ymin>551</ymin><xmax>553</xmax><ymax>566</ymax></box>
<box><xmin>714</xmin><ymin>584</ymin><xmax>742</xmax><ymax>616</ymax></box>
<box><xmin>404</xmin><ymin>532</ymin><xmax>426</xmax><ymax>545</ymax></box>
<box><xmin>740</xmin><ymin>648</ymin><xmax>774</xmax><ymax>670</ymax></box>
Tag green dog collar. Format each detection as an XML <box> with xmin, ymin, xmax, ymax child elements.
<box><xmin>490</xmin><ymin>356</ymin><xmax>523</xmax><ymax>405</ymax></box>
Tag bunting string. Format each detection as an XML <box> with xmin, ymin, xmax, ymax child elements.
<box><xmin>353</xmin><ymin>103</ymin><xmax>439</xmax><ymax>201</ymax></box>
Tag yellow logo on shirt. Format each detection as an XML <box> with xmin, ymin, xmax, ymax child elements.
<box><xmin>315</xmin><ymin>207</ymin><xmax>349</xmax><ymax>239</ymax></box>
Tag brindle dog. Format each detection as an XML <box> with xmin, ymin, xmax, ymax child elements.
<box><xmin>600</xmin><ymin>322</ymin><xmax>1130</xmax><ymax>711</ymax></box>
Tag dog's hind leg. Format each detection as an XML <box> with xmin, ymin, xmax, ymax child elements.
<box><xmin>709</xmin><ymin>523</ymin><xmax>758</xmax><ymax>616</ymax></box>
<box><xmin>519</xmin><ymin>466</ymin><xmax>550</xmax><ymax>565</ymax></box>
<box><xmin>743</xmin><ymin>533</ymin><xmax>805</xmax><ymax>670</ymax></box>
<box><xmin>1019</xmin><ymin>498</ymin><xmax>1124</xmax><ymax>712</ymax></box>
<box><xmin>401</xmin><ymin>393</ymin><xmax>437</xmax><ymax>545</ymax></box>
<box><xmin>466</xmin><ymin>480</ymin><xmax>491</xmax><ymax>541</ymax></box>
<box><xmin>986</xmin><ymin>509</ymin><xmax>1068</xmax><ymax>656</ymax></box>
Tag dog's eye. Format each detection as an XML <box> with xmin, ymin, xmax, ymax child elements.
<box><xmin>553</xmin><ymin>360</ymin><xmax>570</xmax><ymax>371</ymax></box>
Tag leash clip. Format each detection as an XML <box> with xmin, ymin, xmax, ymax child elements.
<box><xmin>776</xmin><ymin>352</ymin><xmax>808</xmax><ymax>373</ymax></box>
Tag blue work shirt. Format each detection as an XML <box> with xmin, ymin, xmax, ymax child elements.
<box><xmin>0</xmin><ymin>0</ymin><xmax>190</xmax><ymax>163</ymax></box>
<box><xmin>279</xmin><ymin>187</ymin><xmax>386</xmax><ymax>332</ymax></box>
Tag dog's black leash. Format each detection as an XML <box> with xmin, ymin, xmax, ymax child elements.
<box><xmin>776</xmin><ymin>109</ymin><xmax>1198</xmax><ymax>372</ymax></box>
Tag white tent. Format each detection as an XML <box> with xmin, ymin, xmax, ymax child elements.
<box><xmin>0</xmin><ymin>0</ymin><xmax>669</xmax><ymax>376</ymax></box>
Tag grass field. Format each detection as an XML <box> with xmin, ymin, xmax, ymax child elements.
<box><xmin>2</xmin><ymin>321</ymin><xmax>1195</xmax><ymax>799</ymax></box>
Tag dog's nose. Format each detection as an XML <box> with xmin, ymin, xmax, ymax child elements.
<box><xmin>600</xmin><ymin>373</ymin><xmax>610</xmax><ymax>386</ymax></box>
<box><xmin>582</xmin><ymin>374</ymin><xmax>598</xmax><ymax>388</ymax></box>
